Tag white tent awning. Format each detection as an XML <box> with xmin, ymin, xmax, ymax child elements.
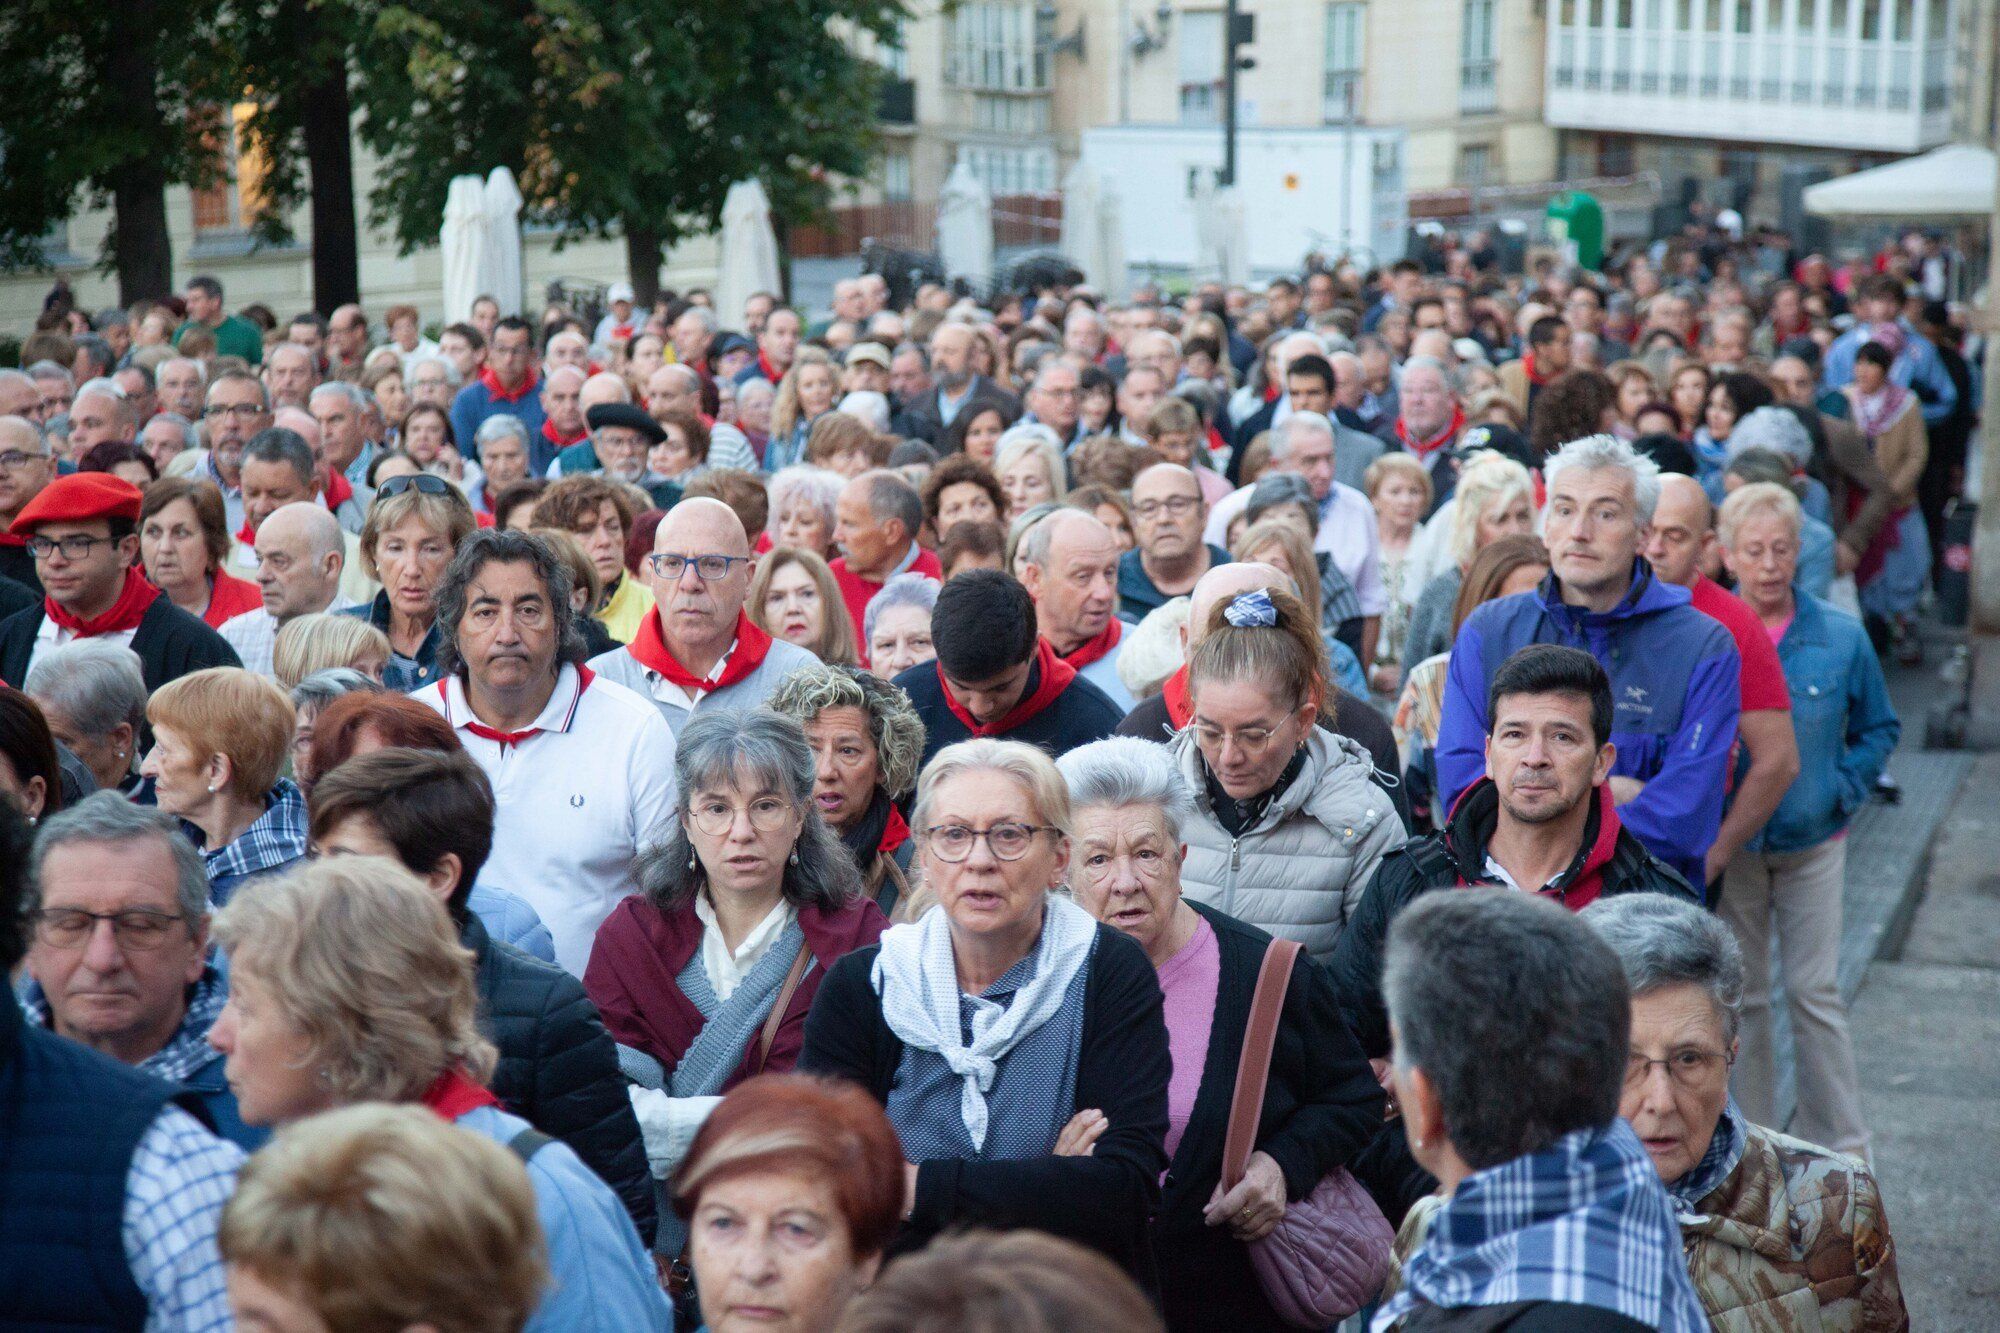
<box><xmin>1802</xmin><ymin>144</ymin><xmax>1996</xmax><ymax>220</ymax></box>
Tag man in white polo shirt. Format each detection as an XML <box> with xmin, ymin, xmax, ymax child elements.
<box><xmin>588</xmin><ymin>497</ymin><xmax>817</xmax><ymax>734</ymax></box>
<box><xmin>418</xmin><ymin>528</ymin><xmax>677</xmax><ymax>976</ymax></box>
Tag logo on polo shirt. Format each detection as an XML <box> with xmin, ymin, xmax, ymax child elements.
<box><xmin>570</xmin><ymin>794</ymin><xmax>585</xmax><ymax>807</ymax></box>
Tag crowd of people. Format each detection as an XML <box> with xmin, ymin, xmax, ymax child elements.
<box><xmin>1</xmin><ymin>218</ymin><xmax>1963</xmax><ymax>1330</ymax></box>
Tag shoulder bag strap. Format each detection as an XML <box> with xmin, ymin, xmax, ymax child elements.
<box><xmin>751</xmin><ymin>945</ymin><xmax>814</xmax><ymax>1075</ymax></box>
<box><xmin>1220</xmin><ymin>937</ymin><xmax>1303</xmax><ymax>1191</ymax></box>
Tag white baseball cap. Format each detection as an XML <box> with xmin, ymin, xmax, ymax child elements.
<box><xmin>607</xmin><ymin>282</ymin><xmax>635</xmax><ymax>305</ymax></box>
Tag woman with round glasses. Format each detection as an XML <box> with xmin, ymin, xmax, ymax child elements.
<box><xmin>1582</xmin><ymin>893</ymin><xmax>1907</xmax><ymax>1330</ymax></box>
<box><xmin>801</xmin><ymin>738</ymin><xmax>1171</xmax><ymax>1281</ymax></box>
<box><xmin>584</xmin><ymin>710</ymin><xmax>886</xmax><ymax>1250</ymax></box>
<box><xmin>341</xmin><ymin>471</ymin><xmax>477</xmax><ymax>691</ymax></box>
<box><xmin>1170</xmin><ymin>587</ymin><xmax>1402</xmax><ymax>961</ymax></box>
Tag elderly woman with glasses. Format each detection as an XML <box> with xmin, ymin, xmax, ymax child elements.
<box><xmin>1582</xmin><ymin>893</ymin><xmax>1908</xmax><ymax>1331</ymax></box>
<box><xmin>342</xmin><ymin>472</ymin><xmax>478</xmax><ymax>690</ymax></box>
<box><xmin>800</xmin><ymin>738</ymin><xmax>1171</xmax><ymax>1281</ymax></box>
<box><xmin>583</xmin><ymin>709</ymin><xmax>887</xmax><ymax>1250</ymax></box>
<box><xmin>25</xmin><ymin>639</ymin><xmax>149</xmax><ymax>794</ymax></box>
<box><xmin>208</xmin><ymin>858</ymin><xmax>671</xmax><ymax>1332</ymax></box>
<box><xmin>1057</xmin><ymin>736</ymin><xmax>1384</xmax><ymax>1331</ymax></box>
<box><xmin>766</xmin><ymin>664</ymin><xmax>926</xmax><ymax>919</ymax></box>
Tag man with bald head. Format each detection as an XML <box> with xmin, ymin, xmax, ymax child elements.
<box><xmin>1114</xmin><ymin>559</ymin><xmax>1409</xmax><ymax>828</ymax></box>
<box><xmin>217</xmin><ymin>502</ymin><xmax>350</xmax><ymax>676</ymax></box>
<box><xmin>580</xmin><ymin>370</ymin><xmax>632</xmax><ymax>415</ymax></box>
<box><xmin>0</xmin><ymin>416</ymin><xmax>57</xmax><ymax>595</ymax></box>
<box><xmin>1019</xmin><ymin>509</ymin><xmax>1132</xmax><ymax>711</ymax></box>
<box><xmin>1643</xmin><ymin>473</ymin><xmax>1800</xmax><ymax>886</ymax></box>
<box><xmin>588</xmin><ymin>497</ymin><xmax>817</xmax><ymax>734</ymax></box>
<box><xmin>538</xmin><ymin>364</ymin><xmax>590</xmax><ymax>458</ymax></box>
<box><xmin>64</xmin><ymin>387</ymin><xmax>135</xmax><ymax>456</ymax></box>
<box><xmin>1121</xmin><ymin>463</ymin><xmax>1229</xmax><ymax>617</ymax></box>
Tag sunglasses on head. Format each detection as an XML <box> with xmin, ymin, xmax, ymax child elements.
<box><xmin>376</xmin><ymin>473</ymin><xmax>454</xmax><ymax>499</ymax></box>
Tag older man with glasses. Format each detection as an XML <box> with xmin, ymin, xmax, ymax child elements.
<box><xmin>1118</xmin><ymin>463</ymin><xmax>1228</xmax><ymax>618</ymax></box>
<box><xmin>200</xmin><ymin>370</ymin><xmax>273</xmax><ymax>534</ymax></box>
<box><xmin>0</xmin><ymin>414</ymin><xmax>57</xmax><ymax>595</ymax></box>
<box><xmin>20</xmin><ymin>792</ymin><xmax>261</xmax><ymax>1148</ymax></box>
<box><xmin>589</xmin><ymin>496</ymin><xmax>817</xmax><ymax>735</ymax></box>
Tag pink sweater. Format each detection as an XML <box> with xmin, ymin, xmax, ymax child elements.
<box><xmin>1157</xmin><ymin>914</ymin><xmax>1221</xmax><ymax>1163</ymax></box>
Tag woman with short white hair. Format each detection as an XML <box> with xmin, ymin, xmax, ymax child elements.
<box><xmin>764</xmin><ymin>464</ymin><xmax>844</xmax><ymax>562</ymax></box>
<box><xmin>24</xmin><ymin>639</ymin><xmax>148</xmax><ymax>793</ymax></box>
<box><xmin>1059</xmin><ymin>736</ymin><xmax>1384</xmax><ymax>1331</ymax></box>
<box><xmin>800</xmin><ymin>737</ymin><xmax>1171</xmax><ymax>1281</ymax></box>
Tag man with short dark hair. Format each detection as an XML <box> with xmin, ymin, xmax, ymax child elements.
<box><xmin>0</xmin><ymin>473</ymin><xmax>239</xmax><ymax>690</ymax></box>
<box><xmin>285</xmin><ymin>311</ymin><xmax>329</xmax><ymax>367</ymax></box>
<box><xmin>200</xmin><ymin>370</ymin><xmax>272</xmax><ymax>533</ymax></box>
<box><xmin>308</xmin><ymin>746</ymin><xmax>657</xmax><ymax>1244</ymax></box>
<box><xmin>0</xmin><ymin>799</ymin><xmax>242</xmax><ymax>1330</ymax></box>
<box><xmin>174</xmin><ymin>274</ymin><xmax>263</xmax><ymax>365</ymax></box>
<box><xmin>830</xmin><ymin>470</ymin><xmax>943</xmax><ymax>652</ymax></box>
<box><xmin>1497</xmin><ymin>315</ymin><xmax>1571</xmax><ymax>418</ymax></box>
<box><xmin>229</xmin><ymin>427</ymin><xmax>375</xmax><ymax>608</ymax></box>
<box><xmin>1332</xmin><ymin>643</ymin><xmax>1695</xmax><ymax>1059</ymax></box>
<box><xmin>22</xmin><ymin>792</ymin><xmax>260</xmax><ymax>1146</ymax></box>
<box><xmin>450</xmin><ymin>316</ymin><xmax>550</xmax><ymax>471</ymax></box>
<box><xmin>415</xmin><ymin>529</ymin><xmax>677</xmax><ymax>976</ymax></box>
<box><xmin>734</xmin><ymin>306</ymin><xmax>801</xmax><ymax>387</ymax></box>
<box><xmin>1362</xmin><ymin>257</ymin><xmax>1423</xmax><ymax>333</ymax></box>
<box><xmin>895</xmin><ymin>568</ymin><xmax>1123</xmax><ymax>766</ymax></box>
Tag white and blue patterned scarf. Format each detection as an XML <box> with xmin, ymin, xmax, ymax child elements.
<box><xmin>1665</xmin><ymin>1098</ymin><xmax>1749</xmax><ymax>1216</ymax></box>
<box><xmin>18</xmin><ymin>963</ymin><xmax>227</xmax><ymax>1085</ymax></box>
<box><xmin>668</xmin><ymin>922</ymin><xmax>807</xmax><ymax>1098</ymax></box>
<box><xmin>872</xmin><ymin>896</ymin><xmax>1097</xmax><ymax>1152</ymax></box>
<box><xmin>1374</xmin><ymin>1120</ymin><xmax>1708</xmax><ymax>1332</ymax></box>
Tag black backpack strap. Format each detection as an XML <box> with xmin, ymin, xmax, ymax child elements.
<box><xmin>506</xmin><ymin>1125</ymin><xmax>555</xmax><ymax>1164</ymax></box>
<box><xmin>1398</xmin><ymin>833</ymin><xmax>1462</xmax><ymax>888</ymax></box>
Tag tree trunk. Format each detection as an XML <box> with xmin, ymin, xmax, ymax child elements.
<box><xmin>301</xmin><ymin>68</ymin><xmax>359</xmax><ymax>313</ymax></box>
<box><xmin>624</xmin><ymin>222</ymin><xmax>661</xmax><ymax>307</ymax></box>
<box><xmin>102</xmin><ymin>0</ymin><xmax>173</xmax><ymax>304</ymax></box>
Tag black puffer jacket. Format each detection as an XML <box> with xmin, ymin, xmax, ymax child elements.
<box><xmin>1329</xmin><ymin>779</ymin><xmax>1695</xmax><ymax>1061</ymax></box>
<box><xmin>465</xmin><ymin>916</ymin><xmax>657</xmax><ymax>1246</ymax></box>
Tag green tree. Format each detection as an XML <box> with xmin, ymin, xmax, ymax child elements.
<box><xmin>0</xmin><ymin>0</ymin><xmax>225</xmax><ymax>303</ymax></box>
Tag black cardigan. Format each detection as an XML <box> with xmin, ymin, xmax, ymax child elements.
<box><xmin>1156</xmin><ymin>901</ymin><xmax>1386</xmax><ymax>1332</ymax></box>
<box><xmin>799</xmin><ymin>922</ymin><xmax>1170</xmax><ymax>1282</ymax></box>
<box><xmin>0</xmin><ymin>594</ymin><xmax>240</xmax><ymax>691</ymax></box>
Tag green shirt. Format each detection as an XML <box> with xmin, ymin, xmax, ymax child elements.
<box><xmin>173</xmin><ymin>313</ymin><xmax>264</xmax><ymax>366</ymax></box>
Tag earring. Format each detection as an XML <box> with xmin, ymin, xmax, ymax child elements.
<box><xmin>206</xmin><ymin>783</ymin><xmax>219</xmax><ymax>794</ymax></box>
<box><xmin>687</xmin><ymin>848</ymin><xmax>698</xmax><ymax>871</ymax></box>
<box><xmin>789</xmin><ymin>847</ymin><xmax>801</xmax><ymax>867</ymax></box>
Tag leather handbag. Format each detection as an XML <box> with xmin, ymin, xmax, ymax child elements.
<box><xmin>1221</xmin><ymin>937</ymin><xmax>1394</xmax><ymax>1327</ymax></box>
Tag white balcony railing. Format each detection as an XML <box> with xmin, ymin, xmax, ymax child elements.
<box><xmin>1545</xmin><ymin>0</ymin><xmax>1956</xmax><ymax>154</ymax></box>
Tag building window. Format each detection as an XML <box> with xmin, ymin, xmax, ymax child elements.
<box><xmin>190</xmin><ymin>102</ymin><xmax>269</xmax><ymax>236</ymax></box>
<box><xmin>1179</xmin><ymin>9</ymin><xmax>1225</xmax><ymax>125</ymax></box>
<box><xmin>946</xmin><ymin>3</ymin><xmax>1048</xmax><ymax>92</ymax></box>
<box><xmin>1459</xmin><ymin>143</ymin><xmax>1493</xmax><ymax>186</ymax></box>
<box><xmin>882</xmin><ymin>150</ymin><xmax>912</xmax><ymax>202</ymax></box>
<box><xmin>1460</xmin><ymin>0</ymin><xmax>1498</xmax><ymax>114</ymax></box>
<box><xmin>1323</xmin><ymin>2</ymin><xmax>1366</xmax><ymax>123</ymax></box>
<box><xmin>961</xmin><ymin>145</ymin><xmax>1056</xmax><ymax>196</ymax></box>
<box><xmin>973</xmin><ymin>94</ymin><xmax>1050</xmax><ymax>134</ymax></box>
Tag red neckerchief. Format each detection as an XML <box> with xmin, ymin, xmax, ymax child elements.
<box><xmin>1523</xmin><ymin>351</ymin><xmax>1550</xmax><ymax>386</ymax></box>
<box><xmin>324</xmin><ymin>469</ymin><xmax>354</xmax><ymax>512</ymax></box>
<box><xmin>1263</xmin><ymin>380</ymin><xmax>1282</xmax><ymax>403</ymax></box>
<box><xmin>936</xmin><ymin>637</ymin><xmax>1076</xmax><ymax>737</ymax></box>
<box><xmin>420</xmin><ymin>1067</ymin><xmax>502</xmax><ymax>1120</ymax></box>
<box><xmin>44</xmin><ymin>566</ymin><xmax>160</xmax><ymax>637</ymax></box>
<box><xmin>1396</xmin><ymin>405</ymin><xmax>1465</xmax><ymax>460</ymax></box>
<box><xmin>627</xmin><ymin>609</ymin><xmax>772</xmax><ymax>692</ymax></box>
<box><xmin>609</xmin><ymin>322</ymin><xmax>634</xmax><ymax>342</ymax></box>
<box><xmin>478</xmin><ymin>364</ymin><xmax>539</xmax><ymax>405</ymax></box>
<box><xmin>756</xmin><ymin>351</ymin><xmax>781</xmax><ymax>384</ymax></box>
<box><xmin>235</xmin><ymin>520</ymin><xmax>256</xmax><ymax>547</ymax></box>
<box><xmin>1057</xmin><ymin>618</ymin><xmax>1122</xmax><ymax>670</ymax></box>
<box><xmin>461</xmin><ymin>665</ymin><xmax>595</xmax><ymax>747</ymax></box>
<box><xmin>879</xmin><ymin>805</ymin><xmax>910</xmax><ymax>855</ymax></box>
<box><xmin>542</xmin><ymin>418</ymin><xmax>586</xmax><ymax>449</ymax></box>
<box><xmin>1162</xmin><ymin>664</ymin><xmax>1194</xmax><ymax>728</ymax></box>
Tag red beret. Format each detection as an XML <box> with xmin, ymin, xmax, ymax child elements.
<box><xmin>9</xmin><ymin>472</ymin><xmax>145</xmax><ymax>534</ymax></box>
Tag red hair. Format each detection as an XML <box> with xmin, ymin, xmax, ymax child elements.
<box><xmin>673</xmin><ymin>1074</ymin><xmax>905</xmax><ymax>1260</ymax></box>
<box><xmin>309</xmin><ymin>690</ymin><xmax>462</xmax><ymax>785</ymax></box>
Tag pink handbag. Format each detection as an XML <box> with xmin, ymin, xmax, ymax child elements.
<box><xmin>1221</xmin><ymin>938</ymin><xmax>1394</xmax><ymax>1327</ymax></box>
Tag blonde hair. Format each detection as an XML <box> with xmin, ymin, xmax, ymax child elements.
<box><xmin>1189</xmin><ymin>582</ymin><xmax>1330</xmax><ymax>714</ymax></box>
<box><xmin>529</xmin><ymin>525</ymin><xmax>602</xmax><ymax>611</ymax></box>
<box><xmin>1717</xmin><ymin>480</ymin><xmax>1803</xmax><ymax>549</ymax></box>
<box><xmin>747</xmin><ymin>547</ymin><xmax>858</xmax><ymax>666</ymax></box>
<box><xmin>358</xmin><ymin>483</ymin><xmax>477</xmax><ymax>583</ymax></box>
<box><xmin>220</xmin><ymin>1103</ymin><xmax>546</xmax><ymax>1333</ymax></box>
<box><xmin>1363</xmin><ymin>451</ymin><xmax>1434</xmax><ymax>508</ymax></box>
<box><xmin>145</xmin><ymin>667</ymin><xmax>296</xmax><ymax>795</ymax></box>
<box><xmin>993</xmin><ymin>430</ymin><xmax>1069</xmax><ymax>504</ymax></box>
<box><xmin>273</xmin><ymin>613</ymin><xmax>392</xmax><ymax>690</ymax></box>
<box><xmin>1230</xmin><ymin>518</ymin><xmax>1323</xmax><ymax>632</ymax></box>
<box><xmin>1446</xmin><ymin>449</ymin><xmax>1535</xmax><ymax>568</ymax></box>
<box><xmin>772</xmin><ymin>347</ymin><xmax>836</xmax><ymax>440</ymax></box>
<box><xmin>911</xmin><ymin>738</ymin><xmax>1072</xmax><ymax>841</ymax></box>
<box><xmin>211</xmin><ymin>857</ymin><xmax>496</xmax><ymax>1102</ymax></box>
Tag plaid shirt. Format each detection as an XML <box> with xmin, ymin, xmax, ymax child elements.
<box><xmin>125</xmin><ymin>1104</ymin><xmax>242</xmax><ymax>1333</ymax></box>
<box><xmin>16</xmin><ymin>966</ymin><xmax>227</xmax><ymax>1086</ymax></box>
<box><xmin>1375</xmin><ymin>1120</ymin><xmax>1709</xmax><ymax>1332</ymax></box>
<box><xmin>184</xmin><ymin>778</ymin><xmax>309</xmax><ymax>907</ymax></box>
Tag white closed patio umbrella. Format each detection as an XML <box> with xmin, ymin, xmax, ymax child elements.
<box><xmin>479</xmin><ymin>166</ymin><xmax>525</xmax><ymax>317</ymax></box>
<box><xmin>937</xmin><ymin>162</ymin><xmax>994</xmax><ymax>288</ymax></box>
<box><xmin>715</xmin><ymin>180</ymin><xmax>783</xmax><ymax>331</ymax></box>
<box><xmin>1802</xmin><ymin>144</ymin><xmax>1996</xmax><ymax>219</ymax></box>
<box><xmin>1061</xmin><ymin>160</ymin><xmax>1127</xmax><ymax>299</ymax></box>
<box><xmin>440</xmin><ymin>175</ymin><xmax>487</xmax><ymax>324</ymax></box>
<box><xmin>1194</xmin><ymin>180</ymin><xmax>1248</xmax><ymax>286</ymax></box>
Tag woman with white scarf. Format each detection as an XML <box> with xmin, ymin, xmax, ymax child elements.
<box><xmin>800</xmin><ymin>738</ymin><xmax>1172</xmax><ymax>1283</ymax></box>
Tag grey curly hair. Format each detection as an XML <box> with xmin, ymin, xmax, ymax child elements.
<box><xmin>765</xmin><ymin>663</ymin><xmax>926</xmax><ymax>798</ymax></box>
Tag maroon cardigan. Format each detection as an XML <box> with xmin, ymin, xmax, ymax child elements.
<box><xmin>584</xmin><ymin>894</ymin><xmax>888</xmax><ymax>1088</ymax></box>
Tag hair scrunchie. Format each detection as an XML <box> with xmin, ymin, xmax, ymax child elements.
<box><xmin>1223</xmin><ymin>588</ymin><xmax>1278</xmax><ymax>628</ymax></box>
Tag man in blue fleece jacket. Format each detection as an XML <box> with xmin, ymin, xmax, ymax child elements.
<box><xmin>1436</xmin><ymin>434</ymin><xmax>1739</xmax><ymax>886</ymax></box>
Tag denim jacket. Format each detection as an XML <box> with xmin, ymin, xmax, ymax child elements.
<box><xmin>1750</xmin><ymin>592</ymin><xmax>1899</xmax><ymax>854</ymax></box>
